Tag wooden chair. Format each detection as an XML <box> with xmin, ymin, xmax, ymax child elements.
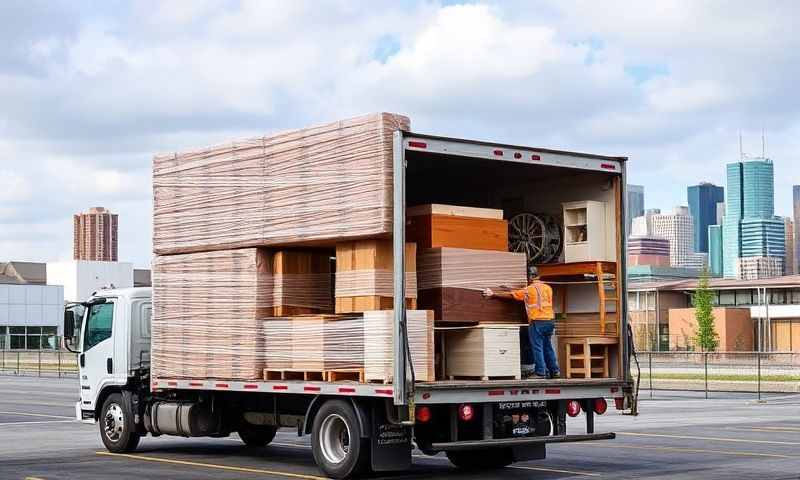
<box><xmin>563</xmin><ymin>336</ymin><xmax>617</xmax><ymax>378</ymax></box>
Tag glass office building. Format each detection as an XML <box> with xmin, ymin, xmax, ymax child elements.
<box><xmin>722</xmin><ymin>159</ymin><xmax>785</xmax><ymax>278</ymax></box>
<box><xmin>688</xmin><ymin>183</ymin><xmax>724</xmax><ymax>253</ymax></box>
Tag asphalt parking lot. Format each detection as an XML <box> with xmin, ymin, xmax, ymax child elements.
<box><xmin>1</xmin><ymin>376</ymin><xmax>799</xmax><ymax>480</ymax></box>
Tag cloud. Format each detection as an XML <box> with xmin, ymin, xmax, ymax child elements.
<box><xmin>2</xmin><ymin>1</ymin><xmax>800</xmax><ymax>267</ymax></box>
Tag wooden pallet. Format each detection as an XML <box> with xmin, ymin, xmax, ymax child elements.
<box><xmin>447</xmin><ymin>375</ymin><xmax>520</xmax><ymax>381</ymax></box>
<box><xmin>263</xmin><ymin>368</ymin><xmax>365</xmax><ymax>383</ymax></box>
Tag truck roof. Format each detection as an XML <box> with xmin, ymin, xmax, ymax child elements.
<box><xmin>90</xmin><ymin>286</ymin><xmax>152</xmax><ymax>300</ymax></box>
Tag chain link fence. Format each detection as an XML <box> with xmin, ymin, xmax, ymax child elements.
<box><xmin>633</xmin><ymin>351</ymin><xmax>800</xmax><ymax>399</ymax></box>
<box><xmin>0</xmin><ymin>350</ymin><xmax>79</xmax><ymax>377</ymax></box>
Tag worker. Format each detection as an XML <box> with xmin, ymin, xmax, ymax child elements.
<box><xmin>483</xmin><ymin>266</ymin><xmax>560</xmax><ymax>379</ymax></box>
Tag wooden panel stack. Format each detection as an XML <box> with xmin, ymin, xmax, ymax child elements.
<box><xmin>335</xmin><ymin>240</ymin><xmax>417</xmax><ymax>313</ymax></box>
<box><xmin>151</xmin><ymin>249</ymin><xmax>273</xmax><ymax>380</ymax></box>
<box><xmin>153</xmin><ymin>113</ymin><xmax>410</xmax><ymax>255</ymax></box>
<box><xmin>444</xmin><ymin>325</ymin><xmax>521</xmax><ymax>380</ymax></box>
<box><xmin>417</xmin><ymin>248</ymin><xmax>527</xmax><ymax>323</ymax></box>
<box><xmin>272</xmin><ymin>250</ymin><xmax>333</xmax><ymax>316</ymax></box>
<box><xmin>364</xmin><ymin>310</ymin><xmax>435</xmax><ymax>383</ymax></box>
<box><xmin>406</xmin><ymin>204</ymin><xmax>508</xmax><ymax>251</ymax></box>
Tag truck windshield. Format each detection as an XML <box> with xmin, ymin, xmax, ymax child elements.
<box><xmin>84</xmin><ymin>302</ymin><xmax>114</xmax><ymax>351</ymax></box>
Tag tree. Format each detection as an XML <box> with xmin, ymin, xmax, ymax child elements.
<box><xmin>693</xmin><ymin>269</ymin><xmax>719</xmax><ymax>351</ymax></box>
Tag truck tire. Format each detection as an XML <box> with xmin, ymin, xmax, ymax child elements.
<box><xmin>446</xmin><ymin>448</ymin><xmax>513</xmax><ymax>470</ymax></box>
<box><xmin>311</xmin><ymin>400</ymin><xmax>370</xmax><ymax>479</ymax></box>
<box><xmin>99</xmin><ymin>393</ymin><xmax>141</xmax><ymax>453</ymax></box>
<box><xmin>238</xmin><ymin>424</ymin><xmax>277</xmax><ymax>447</ymax></box>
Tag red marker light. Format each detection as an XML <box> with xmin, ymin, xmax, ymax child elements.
<box><xmin>459</xmin><ymin>404</ymin><xmax>475</xmax><ymax>421</ymax></box>
<box><xmin>493</xmin><ymin>149</ymin><xmax>504</xmax><ymax>156</ymax></box>
<box><xmin>416</xmin><ymin>406</ymin><xmax>432</xmax><ymax>423</ymax></box>
<box><xmin>408</xmin><ymin>141</ymin><xmax>427</xmax><ymax>149</ymax></box>
<box><xmin>593</xmin><ymin>398</ymin><xmax>608</xmax><ymax>415</ymax></box>
<box><xmin>566</xmin><ymin>400</ymin><xmax>581</xmax><ymax>417</ymax></box>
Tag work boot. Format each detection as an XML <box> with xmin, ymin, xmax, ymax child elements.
<box><xmin>550</xmin><ymin>371</ymin><xmax>561</xmax><ymax>379</ymax></box>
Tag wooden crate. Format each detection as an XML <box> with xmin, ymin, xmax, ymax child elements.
<box><xmin>444</xmin><ymin>325</ymin><xmax>521</xmax><ymax>380</ymax></box>
<box><xmin>364</xmin><ymin>310</ymin><xmax>435</xmax><ymax>383</ymax></box>
<box><xmin>406</xmin><ymin>209</ymin><xmax>508</xmax><ymax>251</ymax></box>
<box><xmin>335</xmin><ymin>240</ymin><xmax>417</xmax><ymax>314</ymax></box>
<box><xmin>272</xmin><ymin>250</ymin><xmax>333</xmax><ymax>316</ymax></box>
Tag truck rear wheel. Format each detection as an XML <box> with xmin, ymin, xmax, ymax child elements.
<box><xmin>99</xmin><ymin>393</ymin><xmax>140</xmax><ymax>453</ymax></box>
<box><xmin>238</xmin><ymin>424</ymin><xmax>277</xmax><ymax>447</ymax></box>
<box><xmin>311</xmin><ymin>400</ymin><xmax>370</xmax><ymax>479</ymax></box>
<box><xmin>446</xmin><ymin>448</ymin><xmax>513</xmax><ymax>470</ymax></box>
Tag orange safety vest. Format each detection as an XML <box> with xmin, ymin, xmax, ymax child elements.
<box><xmin>512</xmin><ymin>281</ymin><xmax>555</xmax><ymax>322</ymax></box>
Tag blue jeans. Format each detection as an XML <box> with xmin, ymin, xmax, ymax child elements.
<box><xmin>528</xmin><ymin>320</ymin><xmax>559</xmax><ymax>377</ymax></box>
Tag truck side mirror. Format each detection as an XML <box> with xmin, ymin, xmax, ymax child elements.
<box><xmin>64</xmin><ymin>309</ymin><xmax>80</xmax><ymax>353</ymax></box>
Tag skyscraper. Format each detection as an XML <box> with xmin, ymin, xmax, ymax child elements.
<box><xmin>784</xmin><ymin>217</ymin><xmax>795</xmax><ymax>275</ymax></box>
<box><xmin>793</xmin><ymin>186</ymin><xmax>800</xmax><ymax>273</ymax></box>
<box><xmin>687</xmin><ymin>182</ymin><xmax>724</xmax><ymax>253</ymax></box>
<box><xmin>626</xmin><ymin>184</ymin><xmax>645</xmax><ymax>235</ymax></box>
<box><xmin>722</xmin><ymin>159</ymin><xmax>784</xmax><ymax>278</ymax></box>
<box><xmin>73</xmin><ymin>207</ymin><xmax>119</xmax><ymax>261</ymax></box>
<box><xmin>708</xmin><ymin>224</ymin><xmax>723</xmax><ymax>276</ymax></box>
<box><xmin>650</xmin><ymin>206</ymin><xmax>695</xmax><ymax>268</ymax></box>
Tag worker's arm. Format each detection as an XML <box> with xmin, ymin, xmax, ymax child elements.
<box><xmin>483</xmin><ymin>288</ymin><xmax>523</xmax><ymax>301</ymax></box>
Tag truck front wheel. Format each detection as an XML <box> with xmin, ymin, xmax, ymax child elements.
<box><xmin>311</xmin><ymin>400</ymin><xmax>370</xmax><ymax>479</ymax></box>
<box><xmin>99</xmin><ymin>393</ymin><xmax>140</xmax><ymax>453</ymax></box>
<box><xmin>446</xmin><ymin>448</ymin><xmax>513</xmax><ymax>470</ymax></box>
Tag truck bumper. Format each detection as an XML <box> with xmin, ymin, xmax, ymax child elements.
<box><xmin>430</xmin><ymin>432</ymin><xmax>615</xmax><ymax>452</ymax></box>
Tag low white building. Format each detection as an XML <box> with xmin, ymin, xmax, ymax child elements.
<box><xmin>0</xmin><ymin>283</ymin><xmax>64</xmax><ymax>349</ymax></box>
<box><xmin>47</xmin><ymin>260</ymin><xmax>134</xmax><ymax>302</ymax></box>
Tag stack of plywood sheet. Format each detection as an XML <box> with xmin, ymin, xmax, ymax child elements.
<box><xmin>364</xmin><ymin>310</ymin><xmax>435</xmax><ymax>383</ymax></box>
<box><xmin>444</xmin><ymin>325</ymin><xmax>521</xmax><ymax>380</ymax></box>
<box><xmin>151</xmin><ymin>248</ymin><xmax>335</xmax><ymax>381</ymax></box>
<box><xmin>406</xmin><ymin>204</ymin><xmax>508</xmax><ymax>251</ymax></box>
<box><xmin>417</xmin><ymin>247</ymin><xmax>527</xmax><ymax>324</ymax></box>
<box><xmin>151</xmin><ymin>249</ymin><xmax>273</xmax><ymax>380</ymax></box>
<box><xmin>153</xmin><ymin>113</ymin><xmax>409</xmax><ymax>255</ymax></box>
<box><xmin>272</xmin><ymin>250</ymin><xmax>333</xmax><ymax>316</ymax></box>
<box><xmin>335</xmin><ymin>240</ymin><xmax>417</xmax><ymax>313</ymax></box>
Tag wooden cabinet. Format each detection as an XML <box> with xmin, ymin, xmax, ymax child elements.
<box><xmin>444</xmin><ymin>325</ymin><xmax>521</xmax><ymax>380</ymax></box>
<box><xmin>563</xmin><ymin>201</ymin><xmax>613</xmax><ymax>262</ymax></box>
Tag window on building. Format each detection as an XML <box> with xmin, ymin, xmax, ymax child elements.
<box><xmin>10</xmin><ymin>327</ymin><xmax>26</xmax><ymax>349</ymax></box>
<box><xmin>718</xmin><ymin>290</ymin><xmax>736</xmax><ymax>306</ymax></box>
<box><xmin>41</xmin><ymin>327</ymin><xmax>58</xmax><ymax>349</ymax></box>
<box><xmin>735</xmin><ymin>289</ymin><xmax>754</xmax><ymax>305</ymax></box>
<box><xmin>0</xmin><ymin>326</ymin><xmax>6</xmax><ymax>349</ymax></box>
<box><xmin>84</xmin><ymin>302</ymin><xmax>114</xmax><ymax>351</ymax></box>
<box><xmin>771</xmin><ymin>290</ymin><xmax>787</xmax><ymax>305</ymax></box>
<box><xmin>790</xmin><ymin>289</ymin><xmax>800</xmax><ymax>304</ymax></box>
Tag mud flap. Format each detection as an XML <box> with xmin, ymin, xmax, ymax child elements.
<box><xmin>370</xmin><ymin>404</ymin><xmax>412</xmax><ymax>472</ymax></box>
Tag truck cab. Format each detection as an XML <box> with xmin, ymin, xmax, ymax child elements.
<box><xmin>66</xmin><ymin>288</ymin><xmax>152</xmax><ymax>422</ymax></box>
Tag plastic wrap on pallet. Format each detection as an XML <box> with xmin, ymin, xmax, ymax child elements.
<box><xmin>417</xmin><ymin>248</ymin><xmax>527</xmax><ymax>291</ymax></box>
<box><xmin>334</xmin><ymin>270</ymin><xmax>417</xmax><ymax>298</ymax></box>
<box><xmin>153</xmin><ymin>113</ymin><xmax>410</xmax><ymax>255</ymax></box>
<box><xmin>151</xmin><ymin>248</ymin><xmax>333</xmax><ymax>380</ymax></box>
<box><xmin>262</xmin><ymin>310</ymin><xmax>434</xmax><ymax>383</ymax></box>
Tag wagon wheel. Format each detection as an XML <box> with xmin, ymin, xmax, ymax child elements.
<box><xmin>509</xmin><ymin>213</ymin><xmax>547</xmax><ymax>265</ymax></box>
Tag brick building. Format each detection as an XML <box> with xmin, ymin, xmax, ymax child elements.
<box><xmin>73</xmin><ymin>207</ymin><xmax>118</xmax><ymax>261</ymax></box>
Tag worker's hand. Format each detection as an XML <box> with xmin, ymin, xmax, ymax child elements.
<box><xmin>483</xmin><ymin>288</ymin><xmax>494</xmax><ymax>298</ymax></box>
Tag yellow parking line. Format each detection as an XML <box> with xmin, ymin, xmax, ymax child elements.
<box><xmin>95</xmin><ymin>451</ymin><xmax>326</xmax><ymax>479</ymax></box>
<box><xmin>745</xmin><ymin>426</ymin><xmax>800</xmax><ymax>433</ymax></box>
<box><xmin>25</xmin><ymin>477</ymin><xmax>46</xmax><ymax>480</ymax></box>
<box><xmin>617</xmin><ymin>431</ymin><xmax>800</xmax><ymax>446</ymax></box>
<box><xmin>586</xmin><ymin>442</ymin><xmax>794</xmax><ymax>459</ymax></box>
<box><xmin>509</xmin><ymin>465</ymin><xmax>600</xmax><ymax>476</ymax></box>
<box><xmin>0</xmin><ymin>410</ymin><xmax>73</xmax><ymax>419</ymax></box>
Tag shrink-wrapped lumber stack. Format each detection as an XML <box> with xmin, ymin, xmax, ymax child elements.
<box><xmin>335</xmin><ymin>240</ymin><xmax>417</xmax><ymax>313</ymax></box>
<box><xmin>417</xmin><ymin>248</ymin><xmax>527</xmax><ymax>324</ymax></box>
<box><xmin>152</xmin><ymin>113</ymin><xmax>409</xmax><ymax>255</ymax></box>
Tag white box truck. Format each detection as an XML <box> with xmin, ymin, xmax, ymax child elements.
<box><xmin>64</xmin><ymin>129</ymin><xmax>636</xmax><ymax>479</ymax></box>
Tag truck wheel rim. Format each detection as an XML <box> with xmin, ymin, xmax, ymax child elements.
<box><xmin>320</xmin><ymin>414</ymin><xmax>350</xmax><ymax>464</ymax></box>
<box><xmin>104</xmin><ymin>403</ymin><xmax>124</xmax><ymax>442</ymax></box>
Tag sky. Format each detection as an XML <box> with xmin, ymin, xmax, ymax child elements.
<box><xmin>2</xmin><ymin>0</ymin><xmax>800</xmax><ymax>268</ymax></box>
